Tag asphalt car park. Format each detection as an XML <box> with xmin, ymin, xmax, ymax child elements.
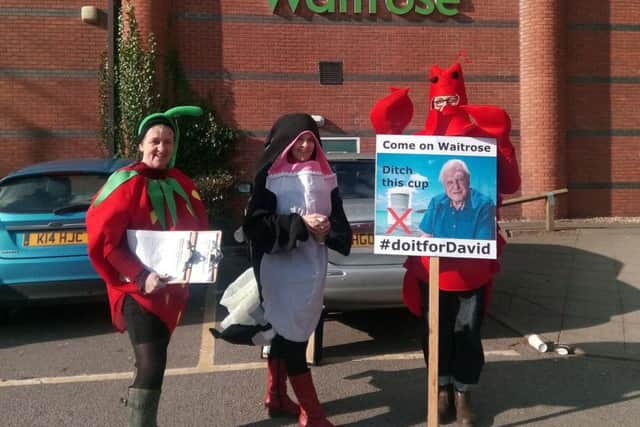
<box><xmin>0</xmin><ymin>153</ymin><xmax>409</xmax><ymax>371</ymax></box>
<box><xmin>4</xmin><ymin>234</ymin><xmax>640</xmax><ymax>426</ymax></box>
<box><xmin>0</xmin><ymin>247</ymin><xmax>527</xmax><ymax>427</ymax></box>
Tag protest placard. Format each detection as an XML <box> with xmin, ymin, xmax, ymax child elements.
<box><xmin>374</xmin><ymin>134</ymin><xmax>498</xmax><ymax>259</ymax></box>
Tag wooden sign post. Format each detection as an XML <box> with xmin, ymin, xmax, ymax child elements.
<box><xmin>373</xmin><ymin>133</ymin><xmax>500</xmax><ymax>426</ymax></box>
<box><xmin>427</xmin><ymin>256</ymin><xmax>440</xmax><ymax>427</ymax></box>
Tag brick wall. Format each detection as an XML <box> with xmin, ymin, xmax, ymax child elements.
<box><xmin>566</xmin><ymin>0</ymin><xmax>640</xmax><ymax>218</ymax></box>
<box><xmin>519</xmin><ymin>2</ymin><xmax>568</xmax><ymax>219</ymax></box>
<box><xmin>1</xmin><ymin>0</ymin><xmax>638</xmax><ymax>218</ymax></box>
<box><xmin>0</xmin><ymin>1</ymin><xmax>109</xmax><ymax>177</ymax></box>
<box><xmin>174</xmin><ymin>0</ymin><xmax>523</xmax><ymax>217</ymax></box>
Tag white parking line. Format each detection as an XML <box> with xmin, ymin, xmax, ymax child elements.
<box><xmin>0</xmin><ymin>349</ymin><xmax>519</xmax><ymax>388</ymax></box>
<box><xmin>0</xmin><ymin>363</ymin><xmax>266</xmax><ymax>388</ymax></box>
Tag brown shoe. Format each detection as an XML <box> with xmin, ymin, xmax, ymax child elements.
<box><xmin>454</xmin><ymin>390</ymin><xmax>476</xmax><ymax>426</ymax></box>
<box><xmin>438</xmin><ymin>384</ymin><xmax>455</xmax><ymax>424</ymax></box>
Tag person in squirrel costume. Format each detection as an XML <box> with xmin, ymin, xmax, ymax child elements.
<box><xmin>243</xmin><ymin>113</ymin><xmax>352</xmax><ymax>427</ymax></box>
<box><xmin>370</xmin><ymin>63</ymin><xmax>521</xmax><ymax>425</ymax></box>
<box><xmin>87</xmin><ymin>106</ymin><xmax>209</xmax><ymax>427</ymax></box>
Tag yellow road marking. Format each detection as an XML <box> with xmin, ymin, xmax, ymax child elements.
<box><xmin>197</xmin><ymin>284</ymin><xmax>218</xmax><ymax>368</ymax></box>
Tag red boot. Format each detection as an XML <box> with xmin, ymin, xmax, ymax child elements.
<box><xmin>289</xmin><ymin>371</ymin><xmax>335</xmax><ymax>427</ymax></box>
<box><xmin>264</xmin><ymin>358</ymin><xmax>300</xmax><ymax>418</ymax></box>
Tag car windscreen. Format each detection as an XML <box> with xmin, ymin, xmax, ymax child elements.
<box><xmin>330</xmin><ymin>160</ymin><xmax>375</xmax><ymax>200</ymax></box>
<box><xmin>0</xmin><ymin>174</ymin><xmax>108</xmax><ymax>214</ymax></box>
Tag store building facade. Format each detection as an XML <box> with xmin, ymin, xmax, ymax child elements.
<box><xmin>1</xmin><ymin>1</ymin><xmax>639</xmax><ymax>219</ymax></box>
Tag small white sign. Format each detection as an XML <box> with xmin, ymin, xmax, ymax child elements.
<box><xmin>127</xmin><ymin>229</ymin><xmax>223</xmax><ymax>283</ymax></box>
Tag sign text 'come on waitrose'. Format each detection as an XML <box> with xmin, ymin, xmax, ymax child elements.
<box><xmin>268</xmin><ymin>0</ymin><xmax>461</xmax><ymax>17</ymax></box>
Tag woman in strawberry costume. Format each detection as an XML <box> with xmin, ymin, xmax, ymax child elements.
<box><xmin>87</xmin><ymin>106</ymin><xmax>209</xmax><ymax>426</ymax></box>
<box><xmin>371</xmin><ymin>63</ymin><xmax>520</xmax><ymax>425</ymax></box>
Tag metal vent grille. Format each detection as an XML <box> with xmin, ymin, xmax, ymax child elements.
<box><xmin>319</xmin><ymin>61</ymin><xmax>343</xmax><ymax>85</ymax></box>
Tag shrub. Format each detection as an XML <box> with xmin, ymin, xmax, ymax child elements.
<box><xmin>99</xmin><ymin>3</ymin><xmax>238</xmax><ymax>236</ymax></box>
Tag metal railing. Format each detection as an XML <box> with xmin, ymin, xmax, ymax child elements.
<box><xmin>502</xmin><ymin>188</ymin><xmax>569</xmax><ymax>231</ymax></box>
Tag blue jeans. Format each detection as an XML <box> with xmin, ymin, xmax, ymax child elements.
<box><xmin>420</xmin><ymin>283</ymin><xmax>486</xmax><ymax>387</ymax></box>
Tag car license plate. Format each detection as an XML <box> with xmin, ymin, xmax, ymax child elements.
<box><xmin>23</xmin><ymin>230</ymin><xmax>88</xmax><ymax>247</ymax></box>
<box><xmin>352</xmin><ymin>233</ymin><xmax>374</xmax><ymax>248</ymax></box>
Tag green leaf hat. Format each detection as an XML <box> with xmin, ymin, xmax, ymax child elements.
<box><xmin>137</xmin><ymin>105</ymin><xmax>204</xmax><ymax>168</ymax></box>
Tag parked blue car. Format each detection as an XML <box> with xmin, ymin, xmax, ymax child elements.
<box><xmin>0</xmin><ymin>158</ymin><xmax>131</xmax><ymax>308</ymax></box>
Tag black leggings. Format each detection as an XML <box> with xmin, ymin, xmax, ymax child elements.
<box><xmin>123</xmin><ymin>296</ymin><xmax>170</xmax><ymax>390</ymax></box>
<box><xmin>268</xmin><ymin>334</ymin><xmax>309</xmax><ymax>376</ymax></box>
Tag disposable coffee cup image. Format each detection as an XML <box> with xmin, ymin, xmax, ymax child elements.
<box><xmin>387</xmin><ymin>187</ymin><xmax>413</xmax><ymax>226</ymax></box>
<box><xmin>527</xmin><ymin>334</ymin><xmax>549</xmax><ymax>353</ymax></box>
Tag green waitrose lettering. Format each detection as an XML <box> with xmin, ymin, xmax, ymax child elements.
<box><xmin>268</xmin><ymin>0</ymin><xmax>460</xmax><ymax>17</ymax></box>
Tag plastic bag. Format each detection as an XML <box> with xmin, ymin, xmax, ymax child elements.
<box><xmin>212</xmin><ymin>267</ymin><xmax>274</xmax><ymax>346</ymax></box>
<box><xmin>220</xmin><ymin>268</ymin><xmax>257</xmax><ymax>313</ymax></box>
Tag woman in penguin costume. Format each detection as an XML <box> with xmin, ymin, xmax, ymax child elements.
<box><xmin>243</xmin><ymin>113</ymin><xmax>352</xmax><ymax>427</ymax></box>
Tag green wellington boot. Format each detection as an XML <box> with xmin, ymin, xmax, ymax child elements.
<box><xmin>124</xmin><ymin>387</ymin><xmax>161</xmax><ymax>427</ymax></box>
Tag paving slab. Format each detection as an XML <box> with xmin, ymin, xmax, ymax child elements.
<box><xmin>493</xmin><ymin>224</ymin><xmax>640</xmax><ymax>361</ymax></box>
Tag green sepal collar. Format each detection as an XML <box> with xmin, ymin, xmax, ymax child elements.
<box><xmin>146</xmin><ymin>177</ymin><xmax>195</xmax><ymax>230</ymax></box>
<box><xmin>92</xmin><ymin>169</ymin><xmax>196</xmax><ymax>230</ymax></box>
<box><xmin>93</xmin><ymin>170</ymin><xmax>139</xmax><ymax>208</ymax></box>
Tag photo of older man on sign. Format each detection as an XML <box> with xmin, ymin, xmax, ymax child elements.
<box><xmin>419</xmin><ymin>158</ymin><xmax>496</xmax><ymax>240</ymax></box>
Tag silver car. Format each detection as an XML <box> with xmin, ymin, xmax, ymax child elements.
<box><xmin>324</xmin><ymin>153</ymin><xmax>405</xmax><ymax>311</ymax></box>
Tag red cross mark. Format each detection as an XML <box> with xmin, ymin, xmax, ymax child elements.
<box><xmin>386</xmin><ymin>207</ymin><xmax>412</xmax><ymax>235</ymax></box>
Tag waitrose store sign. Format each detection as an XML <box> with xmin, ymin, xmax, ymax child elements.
<box><xmin>268</xmin><ymin>0</ymin><xmax>461</xmax><ymax>17</ymax></box>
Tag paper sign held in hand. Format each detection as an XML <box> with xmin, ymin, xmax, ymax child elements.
<box><xmin>127</xmin><ymin>229</ymin><xmax>223</xmax><ymax>284</ymax></box>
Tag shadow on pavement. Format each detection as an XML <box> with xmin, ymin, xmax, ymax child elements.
<box><xmin>491</xmin><ymin>243</ymin><xmax>640</xmax><ymax>359</ymax></box>
<box><xmin>0</xmin><ymin>300</ymin><xmax>114</xmax><ymax>349</ymax></box>
<box><xmin>313</xmin><ymin>242</ymin><xmax>640</xmax><ymax>364</ymax></box>
<box><xmin>222</xmin><ymin>240</ymin><xmax>640</xmax><ymax>366</ymax></box>
<box><xmin>331</xmin><ymin>348</ymin><xmax>640</xmax><ymax>427</ymax></box>
<box><xmin>320</xmin><ymin>309</ymin><xmax>422</xmax><ymax>360</ymax></box>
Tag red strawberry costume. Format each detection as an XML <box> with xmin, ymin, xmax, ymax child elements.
<box><xmin>87</xmin><ymin>162</ymin><xmax>208</xmax><ymax>334</ymax></box>
<box><xmin>86</xmin><ymin>106</ymin><xmax>209</xmax><ymax>426</ymax></box>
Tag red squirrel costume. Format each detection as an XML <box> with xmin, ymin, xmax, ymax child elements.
<box><xmin>370</xmin><ymin>63</ymin><xmax>521</xmax><ymax>316</ymax></box>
